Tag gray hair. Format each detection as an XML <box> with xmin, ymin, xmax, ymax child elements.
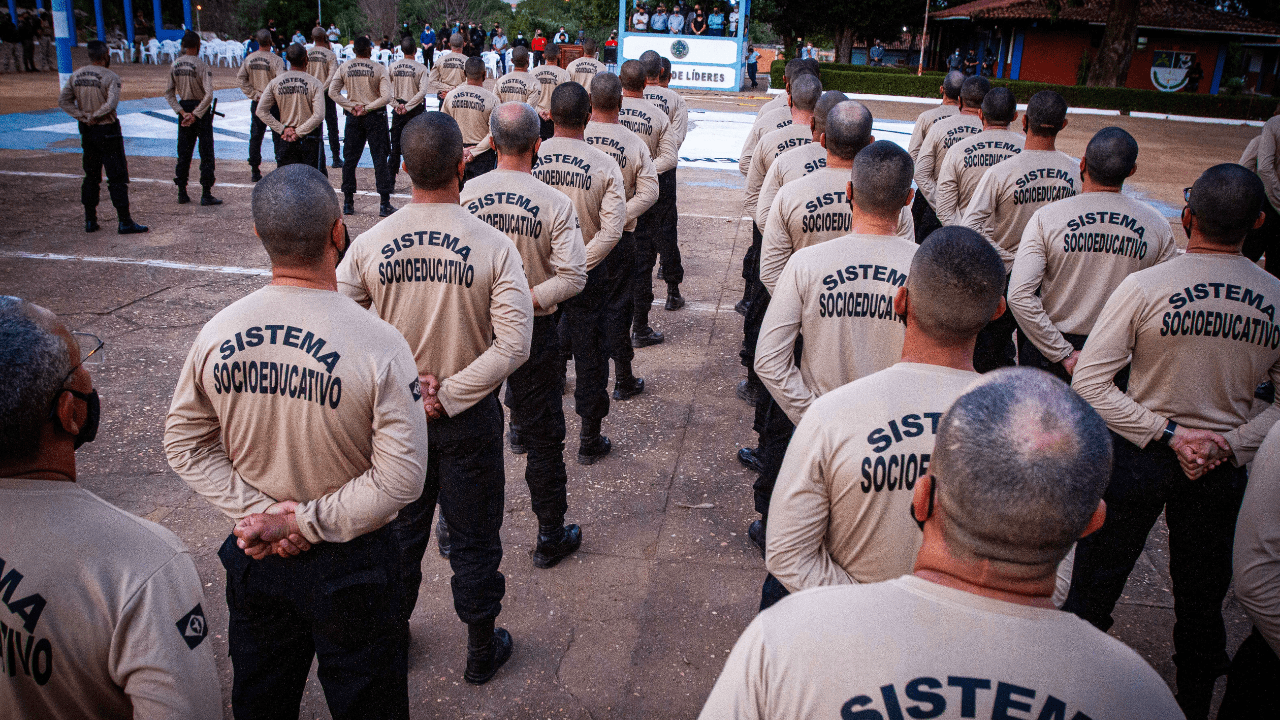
<box><xmin>490</xmin><ymin>102</ymin><xmax>541</xmax><ymax>155</ymax></box>
<box><xmin>933</xmin><ymin>368</ymin><xmax>1112</xmax><ymax>567</ymax></box>
<box><xmin>450</xmin><ymin>32</ymin><xmax>464</xmax><ymax>49</ymax></box>
<box><xmin>251</xmin><ymin>165</ymin><xmax>341</xmax><ymax>265</ymax></box>
<box><xmin>789</xmin><ymin>73</ymin><xmax>821</xmax><ymax>112</ymax></box>
<box><xmin>589</xmin><ymin>71</ymin><xmax>622</xmax><ymax>111</ymax></box>
<box><xmin>0</xmin><ymin>297</ymin><xmax>72</xmax><ymax>462</ymax></box>
<box><xmin>639</xmin><ymin>49</ymin><xmax>662</xmax><ymax>78</ymax></box>
<box><xmin>941</xmin><ymin>70</ymin><xmax>965</xmax><ymax>99</ymax></box>
<box><xmin>825</xmin><ymin>100</ymin><xmax>872</xmax><ymax>160</ymax></box>
<box><xmin>850</xmin><ymin>140</ymin><xmax>913</xmax><ymax>217</ymax></box>
<box><xmin>907</xmin><ymin>225</ymin><xmax>1005</xmax><ymax>344</ymax></box>
<box><xmin>256</xmin><ymin>29</ymin><xmax>273</xmax><ymax>48</ymax></box>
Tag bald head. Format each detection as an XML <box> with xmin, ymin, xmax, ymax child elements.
<box><xmin>589</xmin><ymin>72</ymin><xmax>622</xmax><ymax>111</ymax></box>
<box><xmin>464</xmin><ymin>56</ymin><xmax>486</xmax><ymax>80</ymax></box>
<box><xmin>981</xmin><ymin>87</ymin><xmax>1016</xmax><ymax>125</ymax></box>
<box><xmin>256</xmin><ymin>29</ymin><xmax>273</xmax><ymax>48</ymax></box>
<box><xmin>252</xmin><ymin>165</ymin><xmax>341</xmax><ymax>267</ymax></box>
<box><xmin>941</xmin><ymin>70</ymin><xmax>965</xmax><ymax>99</ymax></box>
<box><xmin>906</xmin><ymin>226</ymin><xmax>1005</xmax><ymax>345</ymax></box>
<box><xmin>450</xmin><ymin>32</ymin><xmax>464</xmax><ymax>49</ymax></box>
<box><xmin>1084</xmin><ymin>127</ymin><xmax>1138</xmax><ymax>187</ymax></box>
<box><xmin>490</xmin><ymin>102</ymin><xmax>541</xmax><ymax>156</ymax></box>
<box><xmin>401</xmin><ymin>112</ymin><xmax>464</xmax><ymax>190</ymax></box>
<box><xmin>959</xmin><ymin>75</ymin><xmax>990</xmax><ymax>110</ymax></box>
<box><xmin>932</xmin><ymin>368</ymin><xmax>1112</xmax><ymax>567</ymax></box>
<box><xmin>1025</xmin><ymin>90</ymin><xmax>1068</xmax><ymax>135</ymax></box>
<box><xmin>824</xmin><ymin>100</ymin><xmax>872</xmax><ymax>160</ymax></box>
<box><xmin>639</xmin><ymin>49</ymin><xmax>662</xmax><ymax>79</ymax></box>
<box><xmin>788</xmin><ymin>73</ymin><xmax>821</xmax><ymax>113</ymax></box>
<box><xmin>1189</xmin><ymin>163</ymin><xmax>1267</xmax><ymax>245</ymax></box>
<box><xmin>551</xmin><ymin>82</ymin><xmax>591</xmax><ymax>129</ymax></box>
<box><xmin>511</xmin><ymin>45</ymin><xmax>529</xmax><ymax>68</ymax></box>
<box><xmin>0</xmin><ymin>297</ymin><xmax>73</xmax><ymax>462</ymax></box>
<box><xmin>812</xmin><ymin>91</ymin><xmax>846</xmax><ymax>135</ymax></box>
<box><xmin>619</xmin><ymin>60</ymin><xmax>647</xmax><ymax>92</ymax></box>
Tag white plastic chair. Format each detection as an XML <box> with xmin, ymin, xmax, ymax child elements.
<box><xmin>218</xmin><ymin>40</ymin><xmax>242</xmax><ymax>67</ymax></box>
<box><xmin>373</xmin><ymin>48</ymin><xmax>391</xmax><ymax>66</ymax></box>
<box><xmin>108</xmin><ymin>43</ymin><xmax>127</xmax><ymax>63</ymax></box>
<box><xmin>140</xmin><ymin>38</ymin><xmax>161</xmax><ymax>64</ymax></box>
<box><xmin>160</xmin><ymin>39</ymin><xmax>181</xmax><ymax>62</ymax></box>
<box><xmin>481</xmin><ymin>51</ymin><xmax>498</xmax><ymax>78</ymax></box>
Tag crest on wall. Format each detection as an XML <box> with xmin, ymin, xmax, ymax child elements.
<box><xmin>1150</xmin><ymin>50</ymin><xmax>1194</xmax><ymax>92</ymax></box>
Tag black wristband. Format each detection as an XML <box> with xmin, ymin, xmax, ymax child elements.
<box><xmin>1161</xmin><ymin>420</ymin><xmax>1178</xmax><ymax>445</ymax></box>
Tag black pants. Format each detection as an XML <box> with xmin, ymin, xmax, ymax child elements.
<box><xmin>388</xmin><ymin>393</ymin><xmax>506</xmax><ymax>626</ymax></box>
<box><xmin>911</xmin><ymin>191</ymin><xmax>941</xmax><ymax>244</ymax></box>
<box><xmin>506</xmin><ymin>314</ymin><xmax>569</xmax><ymax>526</ymax></box>
<box><xmin>79</xmin><ymin>121</ymin><xmax>130</xmax><ymax>215</ymax></box>
<box><xmin>747</xmin><ymin>62</ymin><xmax>758</xmax><ymax>87</ymax></box>
<box><xmin>740</xmin><ymin>281</ymin><xmax>769</xmax><ymax>391</ymax></box>
<box><xmin>342</xmin><ymin>110</ymin><xmax>394</xmax><ymax>198</ymax></box>
<box><xmin>248</xmin><ymin>100</ymin><xmax>278</xmax><ymax>170</ymax></box>
<box><xmin>274</xmin><ymin>127</ymin><xmax>323</xmax><ymax>169</ymax></box>
<box><xmin>1017</xmin><ymin>330</ymin><xmax>1132</xmax><ymax>390</ymax></box>
<box><xmin>1219</xmin><ymin>627</ymin><xmax>1280</xmax><ymax>718</ymax></box>
<box><xmin>973</xmin><ymin>277</ymin><xmax>1018</xmax><ymax>373</ymax></box>
<box><xmin>561</xmin><ymin>243</ymin><xmax>630</xmax><ymax>422</ymax></box>
<box><xmin>540</xmin><ymin>116</ymin><xmax>555</xmax><ymax>141</ymax></box>
<box><xmin>633</xmin><ymin>207</ymin><xmax>664</xmax><ymax>333</ymax></box>
<box><xmin>423</xmin><ymin>47</ymin><xmax>434</xmax><ymax>69</ymax></box>
<box><xmin>463</xmin><ymin>148</ymin><xmax>497</xmax><ymax>183</ymax></box>
<box><xmin>22</xmin><ymin>38</ymin><xmax>33</xmax><ymax>71</ymax></box>
<box><xmin>1243</xmin><ymin>201</ymin><xmax>1280</xmax><ymax>280</ymax></box>
<box><xmin>389</xmin><ymin>105</ymin><xmax>424</xmax><ymax>178</ymax></box>
<box><xmin>604</xmin><ymin>232</ymin><xmax>637</xmax><ymax>364</ymax></box>
<box><xmin>533</xmin><ymin>50</ymin><xmax>543</xmax><ymax>66</ymax></box>
<box><xmin>175</xmin><ymin>99</ymin><xmax>215</xmax><ymax>191</ymax></box>
<box><xmin>1063</xmin><ymin>433</ymin><xmax>1247</xmax><ymax>701</ymax></box>
<box><xmin>323</xmin><ymin>95</ymin><xmax>342</xmax><ymax>162</ymax></box>
<box><xmin>655</xmin><ymin>168</ymin><xmax>683</xmax><ymax>286</ymax></box>
<box><xmin>218</xmin><ymin>529</ymin><xmax>408</xmax><ymax>720</ymax></box>
<box><xmin>740</xmin><ymin>221</ymin><xmax>762</xmax><ymax>306</ymax></box>
<box><xmin>753</xmin><ymin>338</ymin><xmax>798</xmax><ymax>517</ymax></box>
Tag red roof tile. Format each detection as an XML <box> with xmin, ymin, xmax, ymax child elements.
<box><xmin>932</xmin><ymin>0</ymin><xmax>1280</xmax><ymax>37</ymax></box>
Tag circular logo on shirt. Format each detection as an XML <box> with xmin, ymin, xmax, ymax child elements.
<box><xmin>671</xmin><ymin>40</ymin><xmax>690</xmax><ymax>59</ymax></box>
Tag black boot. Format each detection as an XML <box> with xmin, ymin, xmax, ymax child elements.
<box><xmin>737</xmin><ymin>447</ymin><xmax>765</xmax><ymax>475</ymax></box>
<box><xmin>84</xmin><ymin>208</ymin><xmax>99</xmax><ymax>233</ymax></box>
<box><xmin>748</xmin><ymin>518</ymin><xmax>766</xmax><ymax>558</ymax></box>
<box><xmin>631</xmin><ymin>326</ymin><xmax>665</xmax><ymax>348</ymax></box>
<box><xmin>736</xmin><ymin>379</ymin><xmax>760</xmax><ymax>405</ymax></box>
<box><xmin>117</xmin><ymin>210</ymin><xmax>149</xmax><ymax>235</ymax></box>
<box><xmin>380</xmin><ymin>194</ymin><xmax>397</xmax><ymax>217</ymax></box>
<box><xmin>464</xmin><ymin>620</ymin><xmax>513</xmax><ymax>685</ymax></box>
<box><xmin>343</xmin><ymin>193</ymin><xmax>355</xmax><ymax>216</ymax></box>
<box><xmin>531</xmin><ymin>523</ymin><xmax>582</xmax><ymax>568</ymax></box>
<box><xmin>177</xmin><ymin>186</ymin><xmax>191</xmax><ymax>204</ymax></box>
<box><xmin>435</xmin><ymin>516</ymin><xmax>451</xmax><ymax>558</ymax></box>
<box><xmin>577</xmin><ymin>418</ymin><xmax>611</xmax><ymax>465</ymax></box>
<box><xmin>665</xmin><ymin>283</ymin><xmax>685</xmax><ymax>311</ymax></box>
<box><xmin>200</xmin><ymin>188</ymin><xmax>223</xmax><ymax>206</ymax></box>
<box><xmin>734</xmin><ymin>298</ymin><xmax>749</xmax><ymax>316</ymax></box>
<box><xmin>612</xmin><ymin>360</ymin><xmax>645</xmax><ymax>400</ymax></box>
<box><xmin>508</xmin><ymin>425</ymin><xmax>526</xmax><ymax>454</ymax></box>
<box><xmin>250</xmin><ymin>166</ymin><xmax>262</xmax><ymax>182</ymax></box>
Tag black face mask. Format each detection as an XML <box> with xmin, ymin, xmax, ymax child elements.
<box><xmin>52</xmin><ymin>388</ymin><xmax>101</xmax><ymax>449</ymax></box>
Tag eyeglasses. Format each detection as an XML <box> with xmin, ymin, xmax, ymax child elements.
<box><xmin>62</xmin><ymin>332</ymin><xmax>105</xmax><ymax>385</ymax></box>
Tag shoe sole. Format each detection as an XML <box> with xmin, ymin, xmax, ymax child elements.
<box><xmin>576</xmin><ymin>449</ymin><xmax>610</xmax><ymax>465</ymax></box>
<box><xmin>631</xmin><ymin>337</ymin><xmax>665</xmax><ymax>348</ymax></box>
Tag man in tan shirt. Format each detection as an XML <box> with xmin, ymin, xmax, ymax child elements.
<box><xmin>1067</xmin><ymin>164</ymin><xmax>1279</xmax><ymax>719</ymax></box>
<box><xmin>165</xmin><ymin>166</ymin><xmax>428</xmax><ymax>716</ymax></box>
<box><xmin>388</xmin><ymin>36</ymin><xmax>429</xmax><ymax>185</ymax></box>
<box><xmin>306</xmin><ymin>26</ymin><xmax>344</xmax><ymax>168</ymax></box>
<box><xmin>1244</xmin><ymin>104</ymin><xmax>1280</xmax><ymax>277</ymax></box>
<box><xmin>534</xmin><ymin>82</ymin><xmax>629</xmax><ymax>464</ymax></box>
<box><xmin>1009</xmin><ymin>127</ymin><xmax>1176</xmax><ymax>381</ymax></box>
<box><xmin>639</xmin><ymin>50</ymin><xmax>689</xmax><ymax>314</ymax></box>
<box><xmin>765</xmin><ymin>224</ymin><xmax>1003</xmax><ymax>605</ymax></box>
<box><xmin>329</xmin><ymin>36</ymin><xmax>395</xmax><ymax>216</ymax></box>
<box><xmin>59</xmin><ymin>40</ymin><xmax>147</xmax><ymax>235</ymax></box>
<box><xmin>445</xmin><ymin>56</ymin><xmax>500</xmax><ymax>180</ymax></box>
<box><xmin>164</xmin><ymin>31</ymin><xmax>220</xmax><ymax>206</ymax></box>
<box><xmin>1</xmin><ymin>297</ymin><xmax>221</xmax><ymax>720</ymax></box>
<box><xmin>338</xmin><ymin>112</ymin><xmax>532</xmax><ymax>685</ymax></box>
<box><xmin>427</xmin><ymin>32</ymin><xmax>468</xmax><ymax>100</ymax></box>
<box><xmin>757</xmin><ymin>90</ymin><xmax>848</xmax><ymax>232</ymax></box>
<box><xmin>586</xmin><ymin>71</ymin><xmax>660</xmax><ymax>400</ymax></box>
<box><xmin>740</xmin><ymin>58</ymin><xmax>814</xmax><ymax>177</ymax></box>
<box><xmin>906</xmin><ymin>70</ymin><xmax>965</xmax><ymax>241</ymax></box>
<box><xmin>256</xmin><ymin>44</ymin><xmax>326</xmax><ymax>171</ymax></box>
<box><xmin>567</xmin><ymin>38</ymin><xmax>607</xmax><ymax>90</ymax></box>
<box><xmin>914</xmin><ymin>74</ymin><xmax>988</xmax><ymax>220</ymax></box>
<box><xmin>701</xmin><ymin>370</ymin><xmax>1181</xmax><ymax>720</ymax></box>
<box><xmin>533</xmin><ymin>44</ymin><xmax>571</xmax><ymax>138</ymax></box>
<box><xmin>495</xmin><ymin>46</ymin><xmax>541</xmax><ymax>105</ymax></box>
<box><xmin>934</xmin><ymin>87</ymin><xmax>1023</xmax><ymax>226</ymax></box>
<box><xmin>236</xmin><ymin>29</ymin><xmax>284</xmax><ymax>182</ymax></box>
<box><xmin>461</xmin><ymin>102</ymin><xmax>588</xmax><ymax>568</ymax></box>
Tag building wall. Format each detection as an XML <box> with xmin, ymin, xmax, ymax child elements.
<box><xmin>1015</xmin><ymin>24</ymin><xmax>1226</xmax><ymax>93</ymax></box>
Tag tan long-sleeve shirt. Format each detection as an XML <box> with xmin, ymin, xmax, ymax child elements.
<box><xmin>236</xmin><ymin>49</ymin><xmax>283</xmax><ymax>101</ymax></box>
<box><xmin>165</xmin><ymin>285</ymin><xmax>428</xmax><ymax>544</ymax></box>
<box><xmin>739</xmin><ymin>105</ymin><xmax>792</xmax><ymax>176</ymax></box>
<box><xmin>567</xmin><ymin>56</ymin><xmax>607</xmax><ymax>91</ymax></box>
<box><xmin>643</xmin><ymin>84</ymin><xmax>689</xmax><ymax>151</ymax></box>
<box><xmin>756</xmin><ymin>233</ymin><xmax>918</xmax><ymax>424</ymax></box>
<box><xmin>443</xmin><ymin>84</ymin><xmax>499</xmax><ymax>145</ymax></box>
<box><xmin>534</xmin><ymin>137</ymin><xmax>628</xmax><ymax>270</ymax></box>
<box><xmin>388</xmin><ymin>56</ymin><xmax>429</xmax><ymax>110</ymax></box>
<box><xmin>907</xmin><ymin>102</ymin><xmax>959</xmax><ymax>161</ymax></box>
<box><xmin>531</xmin><ymin>64</ymin><xmax>571</xmax><ymax>113</ymax></box>
<box><xmin>58</xmin><ymin>65</ymin><xmax>121</xmax><ymax>125</ymax></box>
<box><xmin>914</xmin><ymin>111</ymin><xmax>983</xmax><ymax>208</ymax></box>
<box><xmin>338</xmin><ymin>203</ymin><xmax>534</xmax><ymax>417</ymax></box>
<box><xmin>962</xmin><ymin>148</ymin><xmax>1080</xmax><ymax>272</ymax></box>
<box><xmin>585</xmin><ymin>120</ymin><xmax>659</xmax><ymax>231</ymax></box>
<box><xmin>1234</xmin><ymin>421</ymin><xmax>1280</xmax><ymax>655</ymax></box>
<box><xmin>461</xmin><ymin>169</ymin><xmax>588</xmax><ymax>315</ymax></box>
<box><xmin>756</xmin><ymin>142</ymin><xmax>826</xmax><ymax>229</ymax></box>
<box><xmin>1009</xmin><ymin>192</ymin><xmax>1176</xmax><ymax>362</ymax></box>
<box><xmin>0</xmin><ymin>479</ymin><xmax>222</xmax><ymax>720</ymax></box>
<box><xmin>934</xmin><ymin>128</ymin><xmax>1024</xmax><ymax>225</ymax></box>
<box><xmin>745</xmin><ymin>122</ymin><xmax>812</xmax><ymax>221</ymax></box>
<box><xmin>305</xmin><ymin>45</ymin><xmax>339</xmax><ymax>88</ymax></box>
<box><xmin>620</xmin><ymin>96</ymin><xmax>677</xmax><ymax>174</ymax></box>
<box><xmin>426</xmin><ymin>50</ymin><xmax>468</xmax><ymax>94</ymax></box>
<box><xmin>329</xmin><ymin>57</ymin><xmax>392</xmax><ymax>112</ymax></box>
<box><xmin>1073</xmin><ymin>253</ymin><xmax>1280</xmax><ymax>461</ymax></box>
<box><xmin>1241</xmin><ymin>134</ymin><xmax>1260</xmax><ymax>173</ymax></box>
<box><xmin>495</xmin><ymin>69</ymin><xmax>542</xmax><ymax>105</ymax></box>
<box><xmin>164</xmin><ymin>54</ymin><xmax>214</xmax><ymax>118</ymax></box>
<box><xmin>256</xmin><ymin>70</ymin><xmax>325</xmax><ymax>136</ymax></box>
<box><xmin>1256</xmin><ymin>115</ymin><xmax>1280</xmax><ymax>213</ymax></box>
<box><xmin>765</xmin><ymin>362</ymin><xmax>976</xmax><ymax>591</ymax></box>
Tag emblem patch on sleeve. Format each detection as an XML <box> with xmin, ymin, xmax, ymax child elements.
<box><xmin>409</xmin><ymin>378</ymin><xmax>423</xmax><ymax>401</ymax></box>
<box><xmin>176</xmin><ymin>604</ymin><xmax>208</xmax><ymax>649</ymax></box>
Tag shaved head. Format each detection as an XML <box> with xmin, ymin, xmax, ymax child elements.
<box><xmin>450</xmin><ymin>32</ymin><xmax>464</xmax><ymax>49</ymax></box>
<box><xmin>619</xmin><ymin>60</ymin><xmax>647</xmax><ymax>92</ymax></box>
<box><xmin>0</xmin><ymin>297</ymin><xmax>72</xmax><ymax>462</ymax></box>
<box><xmin>285</xmin><ymin>43</ymin><xmax>307</xmax><ymax>68</ymax></box>
<box><xmin>824</xmin><ymin>100</ymin><xmax>873</xmax><ymax>160</ymax></box>
<box><xmin>256</xmin><ymin>29</ymin><xmax>273</xmax><ymax>48</ymax></box>
<box><xmin>252</xmin><ymin>165</ymin><xmax>341</xmax><ymax>266</ymax></box>
<box><xmin>1189</xmin><ymin>163</ymin><xmax>1267</xmax><ymax>245</ymax></box>
<box><xmin>932</xmin><ymin>368</ymin><xmax>1112</xmax><ymax>567</ymax></box>
<box><xmin>464</xmin><ymin>56</ymin><xmax>486</xmax><ymax>80</ymax></box>
<box><xmin>512</xmin><ymin>45</ymin><xmax>529</xmax><ymax>67</ymax></box>
<box><xmin>400</xmin><ymin>36</ymin><xmax>416</xmax><ymax>56</ymax></box>
<box><xmin>851</xmin><ymin>140</ymin><xmax>913</xmax><ymax>217</ymax></box>
<box><xmin>353</xmin><ymin>36</ymin><xmax>372</xmax><ymax>57</ymax></box>
<box><xmin>959</xmin><ymin>75</ymin><xmax>990</xmax><ymax>109</ymax></box>
<box><xmin>941</xmin><ymin>70</ymin><xmax>965</xmax><ymax>99</ymax></box>
<box><xmin>1025</xmin><ymin>90</ymin><xmax>1068</xmax><ymax>134</ymax></box>
<box><xmin>490</xmin><ymin>102</ymin><xmax>541</xmax><ymax>155</ymax></box>
<box><xmin>583</xmin><ymin>38</ymin><xmax>597</xmax><ymax>55</ymax></box>
<box><xmin>589</xmin><ymin>72</ymin><xmax>622</xmax><ymax>111</ymax></box>
<box><xmin>660</xmin><ymin>57</ymin><xmax>672</xmax><ymax>82</ymax></box>
<box><xmin>551</xmin><ymin>82</ymin><xmax>591</xmax><ymax>129</ymax></box>
<box><xmin>981</xmin><ymin>87</ymin><xmax>1016</xmax><ymax>125</ymax></box>
<box><xmin>546</xmin><ymin>43</ymin><xmax>560</xmax><ymax>60</ymax></box>
<box><xmin>906</xmin><ymin>226</ymin><xmax>1005</xmax><ymax>345</ymax></box>
<box><xmin>401</xmin><ymin>112</ymin><xmax>464</xmax><ymax>190</ymax></box>
<box><xmin>813</xmin><ymin>91</ymin><xmax>846</xmax><ymax>135</ymax></box>
<box><xmin>1084</xmin><ymin>127</ymin><xmax>1139</xmax><ymax>187</ymax></box>
<box><xmin>639</xmin><ymin>49</ymin><xmax>662</xmax><ymax>78</ymax></box>
<box><xmin>788</xmin><ymin>73</ymin><xmax>821</xmax><ymax>112</ymax></box>
<box><xmin>783</xmin><ymin>58</ymin><xmax>811</xmax><ymax>82</ymax></box>
<box><xmin>312</xmin><ymin>26</ymin><xmax>326</xmax><ymax>42</ymax></box>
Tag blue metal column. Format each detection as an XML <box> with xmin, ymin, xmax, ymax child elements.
<box><xmin>123</xmin><ymin>0</ymin><xmax>135</xmax><ymax>46</ymax></box>
<box><xmin>152</xmin><ymin>0</ymin><xmax>161</xmax><ymax>36</ymax></box>
<box><xmin>182</xmin><ymin>0</ymin><xmax>191</xmax><ymax>30</ymax></box>
<box><xmin>1210</xmin><ymin>43</ymin><xmax>1227</xmax><ymax>95</ymax></box>
<box><xmin>93</xmin><ymin>0</ymin><xmax>105</xmax><ymax>40</ymax></box>
<box><xmin>995</xmin><ymin>32</ymin><xmax>1006</xmax><ymax>78</ymax></box>
<box><xmin>7</xmin><ymin>0</ymin><xmax>16</xmax><ymax>24</ymax></box>
<box><xmin>1009</xmin><ymin>31</ymin><xmax>1024</xmax><ymax>80</ymax></box>
<box><xmin>52</xmin><ymin>0</ymin><xmax>73</xmax><ymax>87</ymax></box>
<box><xmin>63</xmin><ymin>0</ymin><xmax>75</xmax><ymax>44</ymax></box>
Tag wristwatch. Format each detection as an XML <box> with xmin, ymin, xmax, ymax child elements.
<box><xmin>1161</xmin><ymin>420</ymin><xmax>1178</xmax><ymax>445</ymax></box>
